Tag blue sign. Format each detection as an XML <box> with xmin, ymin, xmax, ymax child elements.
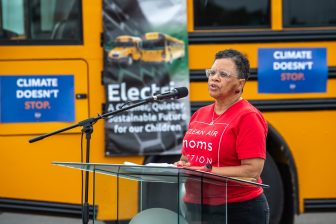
<box><xmin>0</xmin><ymin>75</ymin><xmax>75</xmax><ymax>123</ymax></box>
<box><xmin>258</xmin><ymin>48</ymin><xmax>327</xmax><ymax>93</ymax></box>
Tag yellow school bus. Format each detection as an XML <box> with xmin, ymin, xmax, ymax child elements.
<box><xmin>1</xmin><ymin>0</ymin><xmax>336</xmax><ymax>223</ymax></box>
<box><xmin>108</xmin><ymin>35</ymin><xmax>142</xmax><ymax>65</ymax></box>
<box><xmin>140</xmin><ymin>32</ymin><xmax>185</xmax><ymax>63</ymax></box>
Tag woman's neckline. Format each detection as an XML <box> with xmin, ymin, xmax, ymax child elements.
<box><xmin>210</xmin><ymin>98</ymin><xmax>243</xmax><ymax>125</ymax></box>
<box><xmin>213</xmin><ymin>97</ymin><xmax>243</xmax><ymax>115</ymax></box>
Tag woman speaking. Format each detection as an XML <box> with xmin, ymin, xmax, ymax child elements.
<box><xmin>176</xmin><ymin>49</ymin><xmax>270</xmax><ymax>224</ymax></box>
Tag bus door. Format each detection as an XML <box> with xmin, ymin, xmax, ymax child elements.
<box><xmin>0</xmin><ymin>0</ymin><xmax>90</xmax><ymax>214</ymax></box>
<box><xmin>0</xmin><ymin>59</ymin><xmax>89</xmax><ymax>199</ymax></box>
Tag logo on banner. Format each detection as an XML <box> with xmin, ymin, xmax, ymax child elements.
<box><xmin>258</xmin><ymin>48</ymin><xmax>327</xmax><ymax>93</ymax></box>
<box><xmin>0</xmin><ymin>75</ymin><xmax>75</xmax><ymax>123</ymax></box>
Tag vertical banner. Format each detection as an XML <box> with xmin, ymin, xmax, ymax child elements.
<box><xmin>103</xmin><ymin>0</ymin><xmax>190</xmax><ymax>156</ymax></box>
<box><xmin>0</xmin><ymin>75</ymin><xmax>75</xmax><ymax>123</ymax></box>
<box><xmin>258</xmin><ymin>48</ymin><xmax>327</xmax><ymax>93</ymax></box>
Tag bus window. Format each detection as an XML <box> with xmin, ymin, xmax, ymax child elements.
<box><xmin>193</xmin><ymin>0</ymin><xmax>271</xmax><ymax>30</ymax></box>
<box><xmin>141</xmin><ymin>39</ymin><xmax>165</xmax><ymax>49</ymax></box>
<box><xmin>283</xmin><ymin>0</ymin><xmax>336</xmax><ymax>28</ymax></box>
<box><xmin>115</xmin><ymin>41</ymin><xmax>135</xmax><ymax>48</ymax></box>
<box><xmin>0</xmin><ymin>0</ymin><xmax>25</xmax><ymax>39</ymax></box>
<box><xmin>0</xmin><ymin>0</ymin><xmax>82</xmax><ymax>43</ymax></box>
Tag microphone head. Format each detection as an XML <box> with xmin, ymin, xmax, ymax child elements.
<box><xmin>174</xmin><ymin>87</ymin><xmax>189</xmax><ymax>99</ymax></box>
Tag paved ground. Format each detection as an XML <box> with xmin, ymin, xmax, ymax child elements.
<box><xmin>295</xmin><ymin>213</ymin><xmax>336</xmax><ymax>224</ymax></box>
<box><xmin>0</xmin><ymin>212</ymin><xmax>82</xmax><ymax>224</ymax></box>
<box><xmin>0</xmin><ymin>212</ymin><xmax>105</xmax><ymax>224</ymax></box>
<box><xmin>1</xmin><ymin>211</ymin><xmax>336</xmax><ymax>223</ymax></box>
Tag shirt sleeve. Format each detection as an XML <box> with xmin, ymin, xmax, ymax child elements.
<box><xmin>236</xmin><ymin>112</ymin><xmax>268</xmax><ymax>160</ymax></box>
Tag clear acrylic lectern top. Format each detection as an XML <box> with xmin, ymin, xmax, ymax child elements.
<box><xmin>53</xmin><ymin>161</ymin><xmax>268</xmax><ymax>187</ymax></box>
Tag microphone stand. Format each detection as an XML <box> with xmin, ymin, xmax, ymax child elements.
<box><xmin>29</xmin><ymin>99</ymin><xmax>154</xmax><ymax>224</ymax></box>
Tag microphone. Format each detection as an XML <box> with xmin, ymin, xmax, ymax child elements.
<box><xmin>147</xmin><ymin>87</ymin><xmax>188</xmax><ymax>102</ymax></box>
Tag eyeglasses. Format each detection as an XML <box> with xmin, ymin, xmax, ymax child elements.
<box><xmin>205</xmin><ymin>69</ymin><xmax>238</xmax><ymax>79</ymax></box>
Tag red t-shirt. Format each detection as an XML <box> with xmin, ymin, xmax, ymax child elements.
<box><xmin>182</xmin><ymin>99</ymin><xmax>267</xmax><ymax>205</ymax></box>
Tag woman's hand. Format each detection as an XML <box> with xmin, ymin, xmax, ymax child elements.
<box><xmin>174</xmin><ymin>160</ymin><xmax>190</xmax><ymax>167</ymax></box>
<box><xmin>174</xmin><ymin>155</ymin><xmax>190</xmax><ymax>167</ymax></box>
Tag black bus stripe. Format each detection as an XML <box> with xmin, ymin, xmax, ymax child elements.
<box><xmin>188</xmin><ymin>30</ymin><xmax>336</xmax><ymax>44</ymax></box>
<box><xmin>190</xmin><ymin>67</ymin><xmax>336</xmax><ymax>82</ymax></box>
<box><xmin>191</xmin><ymin>99</ymin><xmax>336</xmax><ymax>113</ymax></box>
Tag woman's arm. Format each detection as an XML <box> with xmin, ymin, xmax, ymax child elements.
<box><xmin>186</xmin><ymin>158</ymin><xmax>264</xmax><ymax>180</ymax></box>
<box><xmin>175</xmin><ymin>155</ymin><xmax>264</xmax><ymax>180</ymax></box>
<box><xmin>212</xmin><ymin>158</ymin><xmax>265</xmax><ymax>179</ymax></box>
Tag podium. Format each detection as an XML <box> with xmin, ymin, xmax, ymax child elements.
<box><xmin>53</xmin><ymin>162</ymin><xmax>269</xmax><ymax>223</ymax></box>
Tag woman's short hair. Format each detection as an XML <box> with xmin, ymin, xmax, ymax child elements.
<box><xmin>215</xmin><ymin>49</ymin><xmax>250</xmax><ymax>80</ymax></box>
